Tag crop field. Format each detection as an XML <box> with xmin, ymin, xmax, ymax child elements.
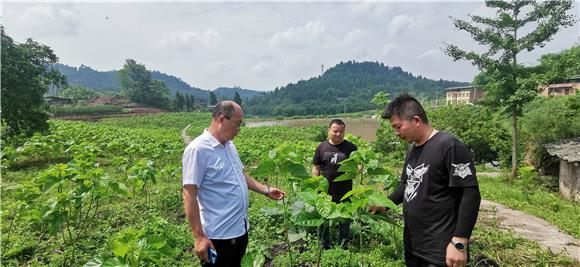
<box><xmin>1</xmin><ymin>113</ymin><xmax>576</xmax><ymax>266</ymax></box>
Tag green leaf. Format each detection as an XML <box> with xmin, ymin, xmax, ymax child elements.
<box><xmin>333</xmin><ymin>172</ymin><xmax>355</xmax><ymax>182</ymax></box>
<box><xmin>367</xmin><ymin>167</ymin><xmax>390</xmax><ymax>176</ymax></box>
<box><xmin>315</xmin><ymin>199</ymin><xmax>334</xmax><ymax>218</ymax></box>
<box><xmin>288</xmin><ymin>163</ymin><xmax>310</xmax><ymax>179</ymax></box>
<box><xmin>337</xmin><ymin>160</ymin><xmax>358</xmax><ymax>173</ymax></box>
<box><xmin>367</xmin><ymin>191</ymin><xmax>398</xmax><ymax>210</ymax></box>
<box><xmin>288</xmin><ymin>230</ymin><xmax>307</xmax><ymax>242</ymax></box>
<box><xmin>253</xmin><ymin>159</ymin><xmax>276</xmax><ymax>178</ymax></box>
<box><xmin>112</xmin><ymin>240</ymin><xmax>130</xmax><ymax>257</ymax></box>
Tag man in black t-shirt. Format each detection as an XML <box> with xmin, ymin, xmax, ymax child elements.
<box><xmin>375</xmin><ymin>94</ymin><xmax>481</xmax><ymax>267</ymax></box>
<box><xmin>312</xmin><ymin>119</ymin><xmax>358</xmax><ymax>249</ymax></box>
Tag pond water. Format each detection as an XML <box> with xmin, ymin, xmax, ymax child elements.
<box><xmin>246</xmin><ymin>117</ymin><xmax>381</xmax><ymax>141</ymax></box>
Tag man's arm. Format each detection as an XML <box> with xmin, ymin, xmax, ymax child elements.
<box><xmin>312</xmin><ymin>164</ymin><xmax>321</xmax><ymax>176</ymax></box>
<box><xmin>244</xmin><ymin>173</ymin><xmax>285</xmax><ymax>200</ymax></box>
<box><xmin>183</xmin><ymin>184</ymin><xmax>213</xmax><ymax>263</ymax></box>
<box><xmin>446</xmin><ymin>186</ymin><xmax>481</xmax><ymax>267</ymax></box>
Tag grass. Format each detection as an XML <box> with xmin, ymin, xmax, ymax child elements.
<box><xmin>478</xmin><ymin>169</ymin><xmax>580</xmax><ymax>239</ymax></box>
<box><xmin>471</xmin><ymin>211</ymin><xmax>577</xmax><ymax>266</ymax></box>
<box><xmin>51</xmin><ymin>104</ymin><xmax>124</xmax><ymax>116</ymax></box>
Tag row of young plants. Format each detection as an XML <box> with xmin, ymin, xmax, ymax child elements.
<box><xmin>2</xmin><ymin>112</ymin><xmax>577</xmax><ymax>266</ymax></box>
<box><xmin>1</xmin><ymin>118</ymin><xmax>189</xmax><ymax>265</ymax></box>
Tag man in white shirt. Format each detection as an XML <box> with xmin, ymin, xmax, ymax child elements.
<box><xmin>182</xmin><ymin>101</ymin><xmax>285</xmax><ymax>266</ymax></box>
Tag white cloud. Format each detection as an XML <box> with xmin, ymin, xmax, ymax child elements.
<box><xmin>159</xmin><ymin>28</ymin><xmax>223</xmax><ymax>51</ymax></box>
<box><xmin>271</xmin><ymin>20</ymin><xmax>330</xmax><ymax>47</ymax></box>
<box><xmin>388</xmin><ymin>14</ymin><xmax>417</xmax><ymax>35</ymax></box>
<box><xmin>252</xmin><ymin>61</ymin><xmax>271</xmax><ymax>74</ymax></box>
<box><xmin>381</xmin><ymin>42</ymin><xmax>398</xmax><ymax>56</ymax></box>
<box><xmin>342</xmin><ymin>29</ymin><xmax>365</xmax><ymax>46</ymax></box>
<box><xmin>16</xmin><ymin>3</ymin><xmax>81</xmax><ymax>36</ymax></box>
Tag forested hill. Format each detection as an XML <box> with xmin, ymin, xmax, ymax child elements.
<box><xmin>245</xmin><ymin>61</ymin><xmax>469</xmax><ymax>116</ymax></box>
<box><xmin>214</xmin><ymin>87</ymin><xmax>265</xmax><ymax>100</ymax></box>
<box><xmin>53</xmin><ymin>64</ymin><xmax>259</xmax><ymax>100</ymax></box>
<box><xmin>54</xmin><ymin>63</ymin><xmax>210</xmax><ymax>99</ymax></box>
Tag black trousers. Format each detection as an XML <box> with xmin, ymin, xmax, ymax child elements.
<box><xmin>405</xmin><ymin>253</ymin><xmax>445</xmax><ymax>267</ymax></box>
<box><xmin>202</xmin><ymin>232</ymin><xmax>248</xmax><ymax>267</ymax></box>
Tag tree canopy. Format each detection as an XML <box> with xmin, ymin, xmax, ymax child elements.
<box><xmin>1</xmin><ymin>27</ymin><xmax>66</xmax><ymax>137</ymax></box>
<box><xmin>245</xmin><ymin>61</ymin><xmax>467</xmax><ymax>116</ymax></box>
<box><xmin>118</xmin><ymin>59</ymin><xmax>170</xmax><ymax>108</ymax></box>
<box><xmin>444</xmin><ymin>0</ymin><xmax>576</xmax><ymax>177</ymax></box>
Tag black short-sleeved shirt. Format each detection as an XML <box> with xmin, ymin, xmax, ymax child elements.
<box><xmin>401</xmin><ymin>132</ymin><xmax>478</xmax><ymax>265</ymax></box>
<box><xmin>313</xmin><ymin>140</ymin><xmax>358</xmax><ymax>202</ymax></box>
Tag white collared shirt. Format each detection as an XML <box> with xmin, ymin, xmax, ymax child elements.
<box><xmin>182</xmin><ymin>130</ymin><xmax>250</xmax><ymax>239</ymax></box>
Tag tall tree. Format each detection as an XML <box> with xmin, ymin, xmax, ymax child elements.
<box><xmin>60</xmin><ymin>85</ymin><xmax>98</xmax><ymax>104</ymax></box>
<box><xmin>209</xmin><ymin>92</ymin><xmax>218</xmax><ymax>105</ymax></box>
<box><xmin>188</xmin><ymin>94</ymin><xmax>195</xmax><ymax>111</ymax></box>
<box><xmin>233</xmin><ymin>91</ymin><xmax>242</xmax><ymax>105</ymax></box>
<box><xmin>175</xmin><ymin>92</ymin><xmax>185</xmax><ymax>111</ymax></box>
<box><xmin>1</xmin><ymin>27</ymin><xmax>66</xmax><ymax>137</ymax></box>
<box><xmin>118</xmin><ymin>59</ymin><xmax>170</xmax><ymax>108</ymax></box>
<box><xmin>443</xmin><ymin>0</ymin><xmax>575</xmax><ymax>178</ymax></box>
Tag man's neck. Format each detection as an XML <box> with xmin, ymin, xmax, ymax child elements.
<box><xmin>329</xmin><ymin>139</ymin><xmax>344</xmax><ymax>145</ymax></box>
<box><xmin>207</xmin><ymin>125</ymin><xmax>226</xmax><ymax>145</ymax></box>
<box><xmin>414</xmin><ymin>126</ymin><xmax>435</xmax><ymax>146</ymax></box>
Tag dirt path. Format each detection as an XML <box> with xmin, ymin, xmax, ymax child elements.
<box><xmin>182</xmin><ymin>124</ymin><xmax>192</xmax><ymax>144</ymax></box>
<box><xmin>479</xmin><ymin>199</ymin><xmax>580</xmax><ymax>262</ymax></box>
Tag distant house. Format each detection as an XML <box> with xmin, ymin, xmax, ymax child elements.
<box><xmin>444</xmin><ymin>86</ymin><xmax>484</xmax><ymax>105</ymax></box>
<box><xmin>544</xmin><ymin>138</ymin><xmax>580</xmax><ymax>202</ymax></box>
<box><xmin>538</xmin><ymin>75</ymin><xmax>579</xmax><ymax>97</ymax></box>
<box><xmin>45</xmin><ymin>96</ymin><xmax>72</xmax><ymax>105</ymax></box>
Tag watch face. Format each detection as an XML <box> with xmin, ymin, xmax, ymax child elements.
<box><xmin>455</xmin><ymin>242</ymin><xmax>465</xmax><ymax>250</ymax></box>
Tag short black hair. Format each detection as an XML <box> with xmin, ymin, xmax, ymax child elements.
<box><xmin>381</xmin><ymin>94</ymin><xmax>429</xmax><ymax>123</ymax></box>
<box><xmin>212</xmin><ymin>101</ymin><xmax>236</xmax><ymax>119</ymax></box>
<box><xmin>329</xmin><ymin>119</ymin><xmax>346</xmax><ymax>128</ymax></box>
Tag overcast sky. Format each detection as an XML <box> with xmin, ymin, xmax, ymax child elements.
<box><xmin>2</xmin><ymin>1</ymin><xmax>579</xmax><ymax>91</ymax></box>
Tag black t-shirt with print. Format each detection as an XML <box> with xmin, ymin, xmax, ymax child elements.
<box><xmin>313</xmin><ymin>140</ymin><xmax>358</xmax><ymax>202</ymax></box>
<box><xmin>401</xmin><ymin>131</ymin><xmax>478</xmax><ymax>265</ymax></box>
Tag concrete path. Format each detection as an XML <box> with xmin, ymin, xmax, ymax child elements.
<box><xmin>479</xmin><ymin>199</ymin><xmax>580</xmax><ymax>262</ymax></box>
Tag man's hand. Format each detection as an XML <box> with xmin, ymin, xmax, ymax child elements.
<box><xmin>194</xmin><ymin>236</ymin><xmax>214</xmax><ymax>263</ymax></box>
<box><xmin>266</xmin><ymin>187</ymin><xmax>286</xmax><ymax>200</ymax></box>
<box><xmin>369</xmin><ymin>205</ymin><xmax>387</xmax><ymax>214</ymax></box>
<box><xmin>446</xmin><ymin>237</ymin><xmax>468</xmax><ymax>267</ymax></box>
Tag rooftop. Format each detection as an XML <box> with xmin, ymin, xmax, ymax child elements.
<box><xmin>544</xmin><ymin>137</ymin><xmax>580</xmax><ymax>163</ymax></box>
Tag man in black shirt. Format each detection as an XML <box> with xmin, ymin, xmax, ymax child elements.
<box><xmin>375</xmin><ymin>94</ymin><xmax>481</xmax><ymax>267</ymax></box>
<box><xmin>312</xmin><ymin>119</ymin><xmax>358</xmax><ymax>249</ymax></box>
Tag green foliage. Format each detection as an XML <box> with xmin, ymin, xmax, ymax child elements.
<box><xmin>3</xmin><ymin>112</ymin><xmax>578</xmax><ymax>266</ymax></box>
<box><xmin>59</xmin><ymin>85</ymin><xmax>98</xmax><ymax>104</ymax></box>
<box><xmin>209</xmin><ymin>92</ymin><xmax>218</xmax><ymax>105</ymax></box>
<box><xmin>521</xmin><ymin>94</ymin><xmax>580</xmax><ymax>167</ymax></box>
<box><xmin>444</xmin><ymin>0</ymin><xmax>576</xmax><ymax>177</ymax></box>
<box><xmin>118</xmin><ymin>59</ymin><xmax>170</xmax><ymax>108</ymax></box>
<box><xmin>51</xmin><ymin>104</ymin><xmax>124</xmax><ymax>116</ymax></box>
<box><xmin>234</xmin><ymin>91</ymin><xmax>243</xmax><ymax>105</ymax></box>
<box><xmin>1</xmin><ymin>27</ymin><xmax>66</xmax><ymax>137</ymax></box>
<box><xmin>245</xmin><ymin>61</ymin><xmax>467</xmax><ymax>116</ymax></box>
<box><xmin>479</xmin><ymin>172</ymin><xmax>580</xmax><ymax>239</ymax></box>
<box><xmin>429</xmin><ymin>104</ymin><xmax>511</xmax><ymax>165</ymax></box>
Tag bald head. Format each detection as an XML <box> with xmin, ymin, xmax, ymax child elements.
<box><xmin>212</xmin><ymin>101</ymin><xmax>241</xmax><ymax>120</ymax></box>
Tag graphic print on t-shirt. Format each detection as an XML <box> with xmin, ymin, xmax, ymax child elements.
<box><xmin>451</xmin><ymin>163</ymin><xmax>472</xmax><ymax>179</ymax></box>
<box><xmin>330</xmin><ymin>153</ymin><xmax>338</xmax><ymax>164</ymax></box>
<box><xmin>404</xmin><ymin>163</ymin><xmax>429</xmax><ymax>202</ymax></box>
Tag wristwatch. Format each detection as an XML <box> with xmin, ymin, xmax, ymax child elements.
<box><xmin>263</xmin><ymin>186</ymin><xmax>271</xmax><ymax>196</ymax></box>
<box><xmin>450</xmin><ymin>239</ymin><xmax>466</xmax><ymax>252</ymax></box>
